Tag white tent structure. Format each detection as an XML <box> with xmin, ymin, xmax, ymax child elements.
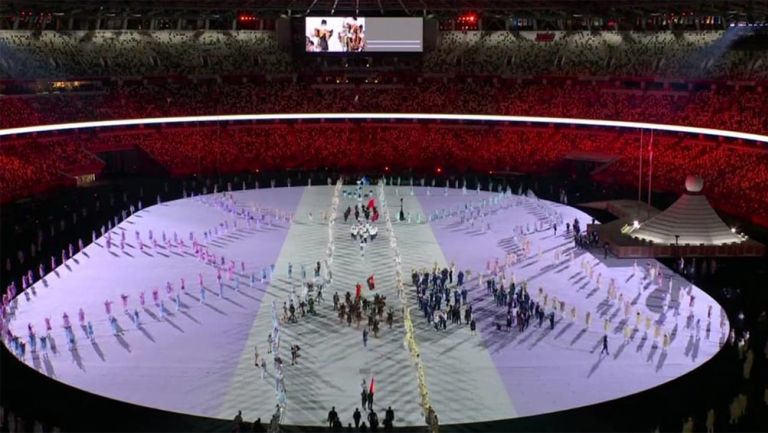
<box><xmin>628</xmin><ymin>176</ymin><xmax>744</xmax><ymax>246</ymax></box>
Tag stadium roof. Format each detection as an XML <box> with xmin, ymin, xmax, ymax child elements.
<box><xmin>3</xmin><ymin>0</ymin><xmax>766</xmax><ymax>19</ymax></box>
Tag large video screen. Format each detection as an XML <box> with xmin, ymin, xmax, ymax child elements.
<box><xmin>305</xmin><ymin>17</ymin><xmax>422</xmax><ymax>52</ymax></box>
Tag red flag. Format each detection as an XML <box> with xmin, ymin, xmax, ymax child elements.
<box><xmin>369</xmin><ymin>376</ymin><xmax>375</xmax><ymax>395</ymax></box>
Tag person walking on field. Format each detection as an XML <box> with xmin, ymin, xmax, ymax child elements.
<box><xmin>353</xmin><ymin>408</ymin><xmax>362</xmax><ymax>429</ymax></box>
<box><xmin>327</xmin><ymin>406</ymin><xmax>338</xmax><ymax>428</ymax></box>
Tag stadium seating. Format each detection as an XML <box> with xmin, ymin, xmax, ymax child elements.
<box><xmin>424</xmin><ymin>31</ymin><xmax>768</xmax><ymax>79</ymax></box>
<box><xmin>3</xmin><ymin>122</ymin><xmax>766</xmax><ymax>226</ymax></box>
<box><xmin>0</xmin><ymin>30</ymin><xmax>292</xmax><ymax>79</ymax></box>
<box><xmin>1</xmin><ymin>30</ymin><xmax>767</xmax><ymax>225</ymax></box>
<box><xmin>2</xmin><ymin>30</ymin><xmax>767</xmax><ymax>80</ymax></box>
<box><xmin>1</xmin><ymin>82</ymin><xmax>766</xmax><ymax>134</ymax></box>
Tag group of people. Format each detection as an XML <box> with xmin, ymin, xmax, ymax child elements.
<box><xmin>307</xmin><ymin>17</ymin><xmax>366</xmax><ymax>52</ymax></box>
<box><xmin>408</xmin><ymin>184</ymin><xmax>733</xmax><ymax>371</ymax></box>
<box><xmin>412</xmin><ymin>265</ymin><xmax>476</xmax><ymax>334</ymax></box>
<box><xmin>281</xmin><ymin>282</ymin><xmax>325</xmax><ymax>323</ymax></box>
<box><xmin>350</xmin><ymin>223</ymin><xmax>378</xmax><ymax>242</ymax></box>
<box><xmin>281</xmin><ymin>258</ymin><xmax>334</xmax><ymax>325</ymax></box>
<box><xmin>2</xmin><ymin>181</ymin><xmax>298</xmax><ymax>365</ymax></box>
<box><xmin>326</xmin><ymin>404</ymin><xmax>395</xmax><ymax>432</ymax></box>
<box><xmin>331</xmin><ymin>289</ymin><xmax>393</xmax><ymax>338</ymax></box>
<box><xmin>344</xmin><ymin>202</ymin><xmax>380</xmax><ymax>224</ymax></box>
<box><xmin>342</xmin><ymin>192</ymin><xmax>380</xmax><ymax>259</ymax></box>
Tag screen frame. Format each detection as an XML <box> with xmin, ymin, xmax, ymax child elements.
<box><xmin>303</xmin><ymin>16</ymin><xmax>424</xmax><ymax>54</ymax></box>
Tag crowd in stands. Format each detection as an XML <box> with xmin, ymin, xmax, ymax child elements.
<box><xmin>588</xmin><ymin>133</ymin><xmax>768</xmax><ymax>226</ymax></box>
<box><xmin>1</xmin><ymin>28</ymin><xmax>767</xmax><ymax>225</ymax></box>
<box><xmin>2</xmin><ymin>30</ymin><xmax>767</xmax><ymax>80</ymax></box>
<box><xmin>2</xmin><ymin>120</ymin><xmax>767</xmax><ymax>226</ymax></box>
<box><xmin>0</xmin><ymin>30</ymin><xmax>292</xmax><ymax>79</ymax></box>
<box><xmin>424</xmin><ymin>31</ymin><xmax>768</xmax><ymax>79</ymax></box>
<box><xmin>1</xmin><ymin>81</ymin><xmax>766</xmax><ymax>134</ymax></box>
<box><xmin>0</xmin><ymin>140</ymin><xmax>102</xmax><ymax>202</ymax></box>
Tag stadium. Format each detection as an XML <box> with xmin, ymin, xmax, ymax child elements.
<box><xmin>1</xmin><ymin>1</ymin><xmax>767</xmax><ymax>432</ymax></box>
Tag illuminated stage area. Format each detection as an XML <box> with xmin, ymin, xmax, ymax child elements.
<box><xmin>4</xmin><ymin>185</ymin><xmax>729</xmax><ymax>426</ymax></box>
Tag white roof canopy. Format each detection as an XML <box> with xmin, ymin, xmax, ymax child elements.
<box><xmin>629</xmin><ymin>176</ymin><xmax>743</xmax><ymax>246</ymax></box>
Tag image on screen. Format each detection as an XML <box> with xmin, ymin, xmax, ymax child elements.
<box><xmin>305</xmin><ymin>17</ymin><xmax>422</xmax><ymax>53</ymax></box>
